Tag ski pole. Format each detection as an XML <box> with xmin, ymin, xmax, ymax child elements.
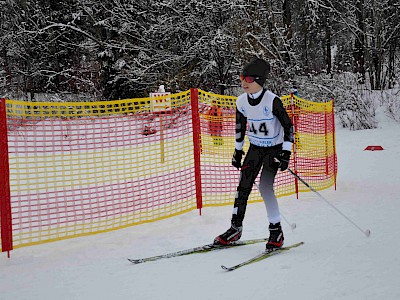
<box><xmin>253</xmin><ymin>181</ymin><xmax>297</xmax><ymax>231</ymax></box>
<box><xmin>287</xmin><ymin>168</ymin><xmax>371</xmax><ymax>237</ymax></box>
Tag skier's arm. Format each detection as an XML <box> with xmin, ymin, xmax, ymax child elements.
<box><xmin>272</xmin><ymin>97</ymin><xmax>294</xmax><ymax>151</ymax></box>
<box><xmin>235</xmin><ymin>108</ymin><xmax>247</xmax><ymax>150</ymax></box>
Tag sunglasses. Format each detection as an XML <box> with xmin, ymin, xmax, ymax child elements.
<box><xmin>239</xmin><ymin>74</ymin><xmax>262</xmax><ymax>83</ymax></box>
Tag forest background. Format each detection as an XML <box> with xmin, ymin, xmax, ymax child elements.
<box><xmin>1</xmin><ymin>0</ymin><xmax>399</xmax><ymax>130</ymax></box>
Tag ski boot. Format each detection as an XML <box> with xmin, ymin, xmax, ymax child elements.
<box><xmin>266</xmin><ymin>222</ymin><xmax>284</xmax><ymax>250</ymax></box>
<box><xmin>214</xmin><ymin>223</ymin><xmax>243</xmax><ymax>245</ymax></box>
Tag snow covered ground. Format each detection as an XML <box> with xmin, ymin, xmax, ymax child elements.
<box><xmin>1</xmin><ymin>107</ymin><xmax>400</xmax><ymax>300</ymax></box>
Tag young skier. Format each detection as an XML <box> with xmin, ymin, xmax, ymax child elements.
<box><xmin>214</xmin><ymin>58</ymin><xmax>294</xmax><ymax>250</ymax></box>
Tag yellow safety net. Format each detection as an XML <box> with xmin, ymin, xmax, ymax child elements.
<box><xmin>0</xmin><ymin>89</ymin><xmax>336</xmax><ymax>250</ymax></box>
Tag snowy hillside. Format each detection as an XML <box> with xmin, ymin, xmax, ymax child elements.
<box><xmin>1</xmin><ymin>107</ymin><xmax>400</xmax><ymax>300</ymax></box>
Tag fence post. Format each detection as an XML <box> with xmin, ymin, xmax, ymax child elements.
<box><xmin>331</xmin><ymin>98</ymin><xmax>337</xmax><ymax>190</ymax></box>
<box><xmin>0</xmin><ymin>98</ymin><xmax>13</xmax><ymax>257</ymax></box>
<box><xmin>324</xmin><ymin>100</ymin><xmax>329</xmax><ymax>176</ymax></box>
<box><xmin>290</xmin><ymin>93</ymin><xmax>299</xmax><ymax>199</ymax></box>
<box><xmin>190</xmin><ymin>89</ymin><xmax>203</xmax><ymax>215</ymax></box>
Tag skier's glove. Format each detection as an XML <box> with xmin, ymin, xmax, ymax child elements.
<box><xmin>232</xmin><ymin>149</ymin><xmax>245</xmax><ymax>169</ymax></box>
<box><xmin>275</xmin><ymin>150</ymin><xmax>291</xmax><ymax>171</ymax></box>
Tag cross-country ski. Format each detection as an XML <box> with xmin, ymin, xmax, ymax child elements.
<box><xmin>128</xmin><ymin>238</ymin><xmax>267</xmax><ymax>264</ymax></box>
<box><xmin>221</xmin><ymin>242</ymin><xmax>304</xmax><ymax>271</ymax></box>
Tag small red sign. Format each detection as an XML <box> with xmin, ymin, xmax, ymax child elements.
<box><xmin>364</xmin><ymin>146</ymin><xmax>384</xmax><ymax>151</ymax></box>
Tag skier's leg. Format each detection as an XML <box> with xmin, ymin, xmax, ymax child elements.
<box><xmin>259</xmin><ymin>154</ymin><xmax>280</xmax><ymax>224</ymax></box>
<box><xmin>259</xmin><ymin>148</ymin><xmax>284</xmax><ymax>249</ymax></box>
<box><xmin>214</xmin><ymin>145</ymin><xmax>263</xmax><ymax>245</ymax></box>
<box><xmin>231</xmin><ymin>145</ymin><xmax>264</xmax><ymax>227</ymax></box>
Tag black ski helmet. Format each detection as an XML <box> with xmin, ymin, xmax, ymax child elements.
<box><xmin>242</xmin><ymin>58</ymin><xmax>270</xmax><ymax>86</ymax></box>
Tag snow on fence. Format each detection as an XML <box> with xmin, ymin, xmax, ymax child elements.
<box><xmin>0</xmin><ymin>89</ymin><xmax>337</xmax><ymax>254</ymax></box>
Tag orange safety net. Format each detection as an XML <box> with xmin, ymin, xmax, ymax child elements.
<box><xmin>0</xmin><ymin>90</ymin><xmax>336</xmax><ymax>251</ymax></box>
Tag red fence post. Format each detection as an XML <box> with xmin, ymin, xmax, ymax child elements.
<box><xmin>190</xmin><ymin>89</ymin><xmax>203</xmax><ymax>215</ymax></box>
<box><xmin>290</xmin><ymin>93</ymin><xmax>299</xmax><ymax>199</ymax></box>
<box><xmin>331</xmin><ymin>99</ymin><xmax>337</xmax><ymax>190</ymax></box>
<box><xmin>0</xmin><ymin>98</ymin><xmax>13</xmax><ymax>257</ymax></box>
<box><xmin>324</xmin><ymin>100</ymin><xmax>329</xmax><ymax>176</ymax></box>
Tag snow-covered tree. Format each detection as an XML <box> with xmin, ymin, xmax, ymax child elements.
<box><xmin>0</xmin><ymin>0</ymin><xmax>398</xmax><ymax>126</ymax></box>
